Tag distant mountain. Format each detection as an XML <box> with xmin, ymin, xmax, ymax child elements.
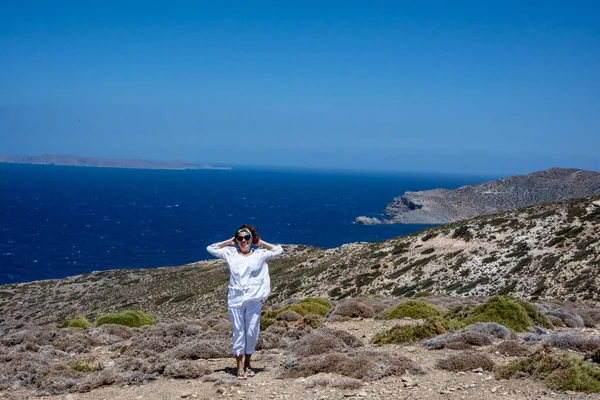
<box><xmin>0</xmin><ymin>154</ymin><xmax>230</xmax><ymax>170</ymax></box>
<box><xmin>1</xmin><ymin>193</ymin><xmax>598</xmax><ymax>335</ymax></box>
<box><xmin>356</xmin><ymin>168</ymin><xmax>600</xmax><ymax>224</ymax></box>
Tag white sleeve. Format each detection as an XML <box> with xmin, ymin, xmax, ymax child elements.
<box><xmin>261</xmin><ymin>245</ymin><xmax>284</xmax><ymax>261</ymax></box>
<box><xmin>206</xmin><ymin>243</ymin><xmax>232</xmax><ymax>260</ymax></box>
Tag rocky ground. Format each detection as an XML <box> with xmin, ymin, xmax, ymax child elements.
<box><xmin>2</xmin><ymin>316</ymin><xmax>599</xmax><ymax>400</ymax></box>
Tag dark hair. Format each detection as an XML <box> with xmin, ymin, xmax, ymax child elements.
<box><xmin>236</xmin><ymin>224</ymin><xmax>259</xmax><ymax>244</ymax></box>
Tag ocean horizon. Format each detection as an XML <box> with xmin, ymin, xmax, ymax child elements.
<box><xmin>0</xmin><ymin>163</ymin><xmax>495</xmax><ymax>285</ymax></box>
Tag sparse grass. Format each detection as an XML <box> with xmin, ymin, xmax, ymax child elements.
<box><xmin>384</xmin><ymin>300</ymin><xmax>441</xmax><ymax>320</ymax></box>
<box><xmin>95</xmin><ymin>310</ymin><xmax>157</xmax><ymax>328</ymax></box>
<box><xmin>496</xmin><ymin>353</ymin><xmax>600</xmax><ymax>393</ymax></box>
<box><xmin>70</xmin><ymin>361</ymin><xmax>97</xmax><ymax>373</ymax></box>
<box><xmin>282</xmin><ymin>298</ymin><xmax>334</xmax><ymax>317</ymax></box>
<box><xmin>372</xmin><ymin>317</ymin><xmax>446</xmax><ymax>344</ymax></box>
<box><xmin>57</xmin><ymin>316</ymin><xmax>92</xmax><ymax>329</ymax></box>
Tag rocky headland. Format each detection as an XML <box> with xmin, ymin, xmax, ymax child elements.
<box><xmin>0</xmin><ymin>154</ymin><xmax>230</xmax><ymax>170</ymax></box>
<box><xmin>356</xmin><ymin>168</ymin><xmax>600</xmax><ymax>225</ymax></box>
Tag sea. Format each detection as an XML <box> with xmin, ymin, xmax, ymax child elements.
<box><xmin>0</xmin><ymin>163</ymin><xmax>495</xmax><ymax>285</ymax></box>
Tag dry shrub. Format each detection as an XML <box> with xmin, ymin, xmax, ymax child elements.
<box><xmin>280</xmin><ymin>350</ymin><xmax>423</xmax><ymax>381</ymax></box>
<box><xmin>436</xmin><ymin>351</ymin><xmax>495</xmax><ymax>372</ymax></box>
<box><xmin>464</xmin><ymin>322</ymin><xmax>518</xmax><ymax>340</ymax></box>
<box><xmin>202</xmin><ymin>372</ymin><xmax>242</xmax><ymax>387</ymax></box>
<box><xmin>91</xmin><ymin>324</ymin><xmax>135</xmax><ymax>340</ymax></box>
<box><xmin>319</xmin><ymin>328</ymin><xmax>363</xmax><ymax>348</ymax></box>
<box><xmin>334</xmin><ymin>299</ymin><xmax>375</xmax><ymax>318</ymax></box>
<box><xmin>292</xmin><ymin>332</ymin><xmax>347</xmax><ymax>357</ymax></box>
<box><xmin>547</xmin><ymin>315</ymin><xmax>565</xmax><ymax>328</ymax></box>
<box><xmin>305</xmin><ymin>377</ymin><xmax>363</xmax><ymax>390</ymax></box>
<box><xmin>72</xmin><ymin>370</ymin><xmax>120</xmax><ymax>393</ymax></box>
<box><xmin>163</xmin><ymin>360</ymin><xmax>210</xmax><ymax>379</ymax></box>
<box><xmin>495</xmin><ymin>340</ymin><xmax>529</xmax><ymax>357</ymax></box>
<box><xmin>545</xmin><ymin>311</ymin><xmax>584</xmax><ymax>328</ymax></box>
<box><xmin>330</xmin><ymin>315</ymin><xmax>351</xmax><ymax>322</ymax></box>
<box><xmin>524</xmin><ymin>330</ymin><xmax>600</xmax><ymax>353</ymax></box>
<box><xmin>446</xmin><ymin>342</ymin><xmax>473</xmax><ymax>350</ymax></box>
<box><xmin>332</xmin><ymin>297</ymin><xmax>390</xmax><ymax>319</ymax></box>
<box><xmin>302</xmin><ymin>313</ymin><xmax>324</xmax><ymax>328</ymax></box>
<box><xmin>422</xmin><ymin>331</ymin><xmax>492</xmax><ymax>349</ymax></box>
<box><xmin>305</xmin><ymin>377</ymin><xmax>332</xmax><ymax>388</ymax></box>
<box><xmin>256</xmin><ymin>325</ymin><xmax>312</xmax><ymax>351</ymax></box>
<box><xmin>548</xmin><ymin>332</ymin><xmax>600</xmax><ymax>353</ymax></box>
<box><xmin>200</xmin><ymin>315</ymin><xmax>230</xmax><ymax>329</ymax></box>
<box><xmin>577</xmin><ymin>311</ymin><xmax>598</xmax><ymax>328</ymax></box>
<box><xmin>168</xmin><ymin>339</ymin><xmax>230</xmax><ymax>360</ymax></box>
<box><xmin>277</xmin><ymin>310</ymin><xmax>303</xmax><ymax>322</ymax></box>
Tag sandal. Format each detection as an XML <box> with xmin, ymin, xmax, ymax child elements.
<box><xmin>237</xmin><ymin>370</ymin><xmax>247</xmax><ymax>380</ymax></box>
<box><xmin>244</xmin><ymin>367</ymin><xmax>256</xmax><ymax>377</ymax></box>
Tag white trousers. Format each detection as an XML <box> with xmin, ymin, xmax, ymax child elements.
<box><xmin>228</xmin><ymin>300</ymin><xmax>262</xmax><ymax>356</ymax></box>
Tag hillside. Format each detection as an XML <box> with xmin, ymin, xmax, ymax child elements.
<box><xmin>1</xmin><ymin>193</ymin><xmax>598</xmax><ymax>336</ymax></box>
<box><xmin>356</xmin><ymin>168</ymin><xmax>600</xmax><ymax>224</ymax></box>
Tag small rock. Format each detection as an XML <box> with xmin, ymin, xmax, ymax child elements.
<box><xmin>472</xmin><ymin>367</ymin><xmax>484</xmax><ymax>373</ymax></box>
<box><xmin>65</xmin><ymin>395</ymin><xmax>74</xmax><ymax>400</ymax></box>
<box><xmin>216</xmin><ymin>387</ymin><xmax>227</xmax><ymax>395</ymax></box>
<box><xmin>356</xmin><ymin>391</ymin><xmax>368</xmax><ymax>397</ymax></box>
<box><xmin>457</xmin><ymin>372</ymin><xmax>466</xmax><ymax>375</ymax></box>
<box><xmin>181</xmin><ymin>394</ymin><xmax>190</xmax><ymax>398</ymax></box>
<box><xmin>405</xmin><ymin>346</ymin><xmax>417</xmax><ymax>353</ymax></box>
<box><xmin>440</xmin><ymin>390</ymin><xmax>451</xmax><ymax>395</ymax></box>
<box><xmin>401</xmin><ymin>376</ymin><xmax>412</xmax><ymax>383</ymax></box>
<box><xmin>491</xmin><ymin>387</ymin><xmax>498</xmax><ymax>393</ymax></box>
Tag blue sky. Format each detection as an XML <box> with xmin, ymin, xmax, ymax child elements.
<box><xmin>1</xmin><ymin>1</ymin><xmax>599</xmax><ymax>174</ymax></box>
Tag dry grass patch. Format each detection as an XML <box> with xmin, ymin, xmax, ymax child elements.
<box><xmin>437</xmin><ymin>351</ymin><xmax>495</xmax><ymax>372</ymax></box>
<box><xmin>495</xmin><ymin>340</ymin><xmax>529</xmax><ymax>357</ymax></box>
<box><xmin>280</xmin><ymin>350</ymin><xmax>423</xmax><ymax>381</ymax></box>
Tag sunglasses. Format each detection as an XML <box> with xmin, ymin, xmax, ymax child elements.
<box><xmin>236</xmin><ymin>235</ymin><xmax>251</xmax><ymax>242</ymax></box>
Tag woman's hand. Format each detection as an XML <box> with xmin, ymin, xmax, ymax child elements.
<box><xmin>257</xmin><ymin>239</ymin><xmax>276</xmax><ymax>249</ymax></box>
<box><xmin>217</xmin><ymin>237</ymin><xmax>236</xmax><ymax>248</ymax></box>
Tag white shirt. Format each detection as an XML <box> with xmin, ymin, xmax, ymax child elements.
<box><xmin>206</xmin><ymin>244</ymin><xmax>284</xmax><ymax>307</ymax></box>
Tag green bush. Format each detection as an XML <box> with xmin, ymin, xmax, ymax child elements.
<box><xmin>496</xmin><ymin>353</ymin><xmax>600</xmax><ymax>393</ymax></box>
<box><xmin>516</xmin><ymin>300</ymin><xmax>554</xmax><ymax>330</ymax></box>
<box><xmin>56</xmin><ymin>315</ymin><xmax>92</xmax><ymax>329</ymax></box>
<box><xmin>384</xmin><ymin>300</ymin><xmax>441</xmax><ymax>320</ymax></box>
<box><xmin>282</xmin><ymin>297</ymin><xmax>334</xmax><ymax>317</ymax></box>
<box><xmin>461</xmin><ymin>296</ymin><xmax>532</xmax><ymax>332</ymax></box>
<box><xmin>95</xmin><ymin>309</ymin><xmax>157</xmax><ymax>328</ymax></box>
<box><xmin>372</xmin><ymin>317</ymin><xmax>446</xmax><ymax>345</ymax></box>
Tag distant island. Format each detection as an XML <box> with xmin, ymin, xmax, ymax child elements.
<box><xmin>0</xmin><ymin>154</ymin><xmax>231</xmax><ymax>170</ymax></box>
<box><xmin>356</xmin><ymin>167</ymin><xmax>600</xmax><ymax>225</ymax></box>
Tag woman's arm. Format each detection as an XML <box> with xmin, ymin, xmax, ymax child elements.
<box><xmin>206</xmin><ymin>237</ymin><xmax>236</xmax><ymax>259</ymax></box>
<box><xmin>257</xmin><ymin>239</ymin><xmax>283</xmax><ymax>260</ymax></box>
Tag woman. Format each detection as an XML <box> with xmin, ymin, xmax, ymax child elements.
<box><xmin>206</xmin><ymin>224</ymin><xmax>283</xmax><ymax>379</ymax></box>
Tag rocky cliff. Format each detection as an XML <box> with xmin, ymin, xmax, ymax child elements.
<box><xmin>356</xmin><ymin>168</ymin><xmax>600</xmax><ymax>224</ymax></box>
